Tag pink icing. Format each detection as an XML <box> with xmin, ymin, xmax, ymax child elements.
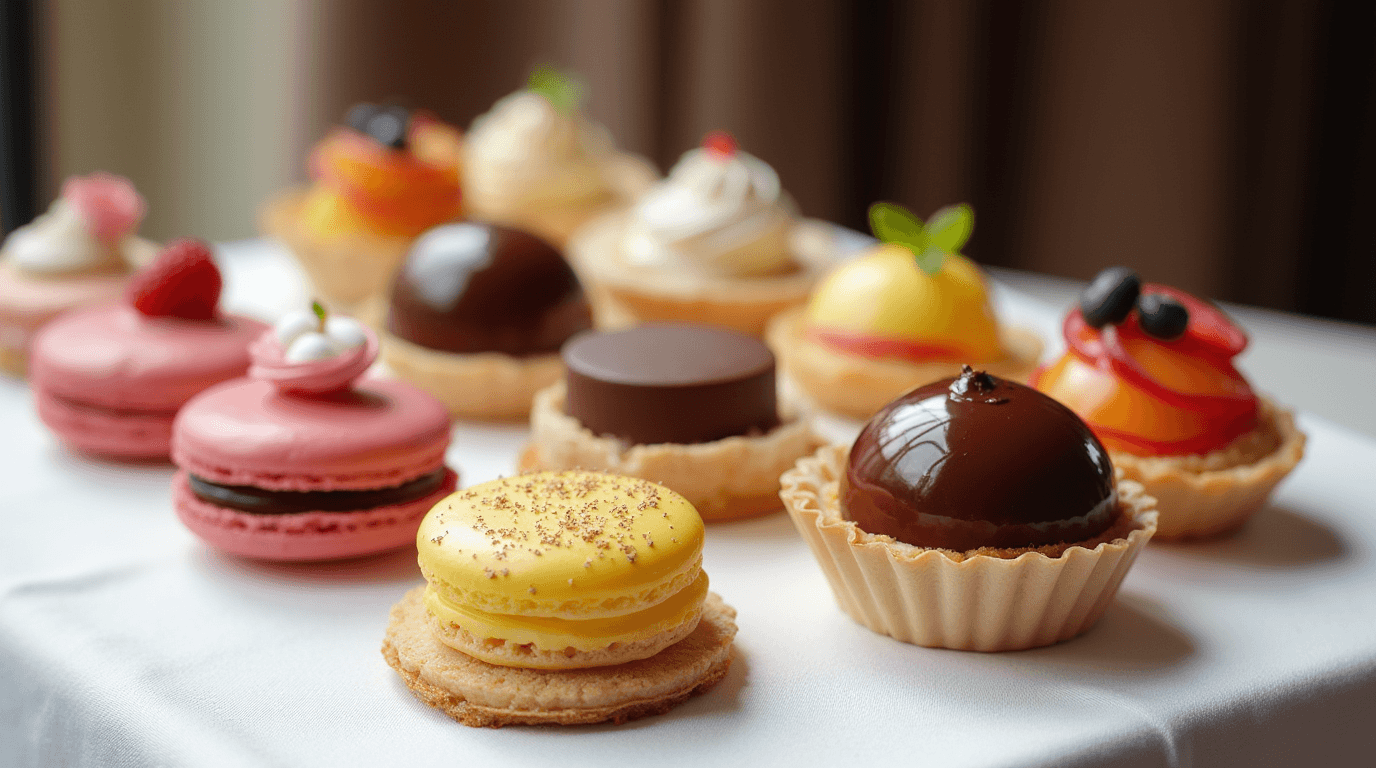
<box><xmin>62</xmin><ymin>173</ymin><xmax>147</xmax><ymax>242</ymax></box>
<box><xmin>30</xmin><ymin>303</ymin><xmax>267</xmax><ymax>411</ymax></box>
<box><xmin>247</xmin><ymin>325</ymin><xmax>377</xmax><ymax>394</ymax></box>
<box><xmin>173</xmin><ymin>468</ymin><xmax>458</xmax><ymax>561</ymax></box>
<box><xmin>172</xmin><ymin>377</ymin><xmax>451</xmax><ymax>491</ymax></box>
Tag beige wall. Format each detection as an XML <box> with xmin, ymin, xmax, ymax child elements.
<box><xmin>44</xmin><ymin>0</ymin><xmax>308</xmax><ymax>242</ymax></box>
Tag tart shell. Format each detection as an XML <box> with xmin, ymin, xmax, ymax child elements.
<box><xmin>568</xmin><ymin>214</ymin><xmax>841</xmax><ymax>337</ymax></box>
<box><xmin>766</xmin><ymin>306</ymin><xmax>1044</xmax><ymax>420</ymax></box>
<box><xmin>1111</xmin><ymin>397</ymin><xmax>1305</xmax><ymax>540</ymax></box>
<box><xmin>465</xmin><ymin>152</ymin><xmax>659</xmax><ymax>249</ymax></box>
<box><xmin>260</xmin><ymin>189</ymin><xmax>411</xmax><ymax>314</ymax></box>
<box><xmin>380</xmin><ymin>331</ymin><xmax>564</xmax><ymax>421</ymax></box>
<box><xmin>779</xmin><ymin>444</ymin><xmax>1158</xmax><ymax>652</ymax></box>
<box><xmin>519</xmin><ymin>383</ymin><xmax>824</xmax><ymax>521</ymax></box>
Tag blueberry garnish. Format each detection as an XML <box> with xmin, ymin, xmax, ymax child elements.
<box><xmin>343</xmin><ymin>102</ymin><xmax>409</xmax><ymax>149</ymax></box>
<box><xmin>344</xmin><ymin>103</ymin><xmax>380</xmax><ymax>133</ymax></box>
<box><xmin>1138</xmin><ymin>293</ymin><xmax>1189</xmax><ymax>340</ymax></box>
<box><xmin>1080</xmin><ymin>266</ymin><xmax>1141</xmax><ymax>328</ymax></box>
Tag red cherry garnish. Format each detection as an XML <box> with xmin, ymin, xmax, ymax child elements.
<box><xmin>702</xmin><ymin>130</ymin><xmax>738</xmax><ymax>158</ymax></box>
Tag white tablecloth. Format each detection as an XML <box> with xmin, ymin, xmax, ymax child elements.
<box><xmin>3</xmin><ymin>240</ymin><xmax>1375</xmax><ymax>767</ymax></box>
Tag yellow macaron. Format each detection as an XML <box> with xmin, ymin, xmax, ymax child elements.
<box><xmin>416</xmin><ymin>470</ymin><xmax>708</xmax><ymax>669</ymax></box>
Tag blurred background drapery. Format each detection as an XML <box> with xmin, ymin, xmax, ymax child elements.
<box><xmin>18</xmin><ymin>0</ymin><xmax>1376</xmax><ymax>324</ymax></box>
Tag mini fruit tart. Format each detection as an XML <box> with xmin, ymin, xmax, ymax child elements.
<box><xmin>379</xmin><ymin>221</ymin><xmax>594</xmax><ymax>420</ymax></box>
<box><xmin>463</xmin><ymin>67</ymin><xmax>658</xmax><ymax>248</ymax></box>
<box><xmin>0</xmin><ymin>173</ymin><xmax>158</xmax><ymax>376</ymax></box>
<box><xmin>1034</xmin><ymin>267</ymin><xmax>1306</xmax><ymax>540</ymax></box>
<box><xmin>569</xmin><ymin>130</ymin><xmax>838</xmax><ymax>336</ymax></box>
<box><xmin>520</xmin><ymin>323</ymin><xmax>823</xmax><ymax>521</ymax></box>
<box><xmin>780</xmin><ymin>367</ymin><xmax>1158</xmax><ymax>651</ymax></box>
<box><xmin>768</xmin><ymin>202</ymin><xmax>1042</xmax><ymax>419</ymax></box>
<box><xmin>262</xmin><ymin>103</ymin><xmax>463</xmax><ymax>312</ymax></box>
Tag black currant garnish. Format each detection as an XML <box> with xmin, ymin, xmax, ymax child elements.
<box><xmin>343</xmin><ymin>102</ymin><xmax>409</xmax><ymax>150</ymax></box>
<box><xmin>1138</xmin><ymin>293</ymin><xmax>1189</xmax><ymax>340</ymax></box>
<box><xmin>1080</xmin><ymin>267</ymin><xmax>1141</xmax><ymax>328</ymax></box>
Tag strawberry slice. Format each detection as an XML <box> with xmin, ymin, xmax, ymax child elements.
<box><xmin>125</xmin><ymin>238</ymin><xmax>222</xmax><ymax>320</ymax></box>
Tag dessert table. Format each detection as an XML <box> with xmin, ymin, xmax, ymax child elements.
<box><xmin>3</xmin><ymin>238</ymin><xmax>1376</xmax><ymax>767</ymax></box>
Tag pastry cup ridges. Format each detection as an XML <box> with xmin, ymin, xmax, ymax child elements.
<box><xmin>780</xmin><ymin>444</ymin><xmax>1158</xmax><ymax>651</ymax></box>
<box><xmin>520</xmin><ymin>383</ymin><xmax>823</xmax><ymax>521</ymax></box>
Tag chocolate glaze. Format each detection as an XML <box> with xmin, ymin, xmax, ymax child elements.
<box><xmin>843</xmin><ymin>367</ymin><xmax>1117</xmax><ymax>551</ymax></box>
<box><xmin>188</xmin><ymin>468</ymin><xmax>448</xmax><ymax>514</ymax></box>
<box><xmin>562</xmin><ymin>323</ymin><xmax>780</xmax><ymax>445</ymax></box>
<box><xmin>387</xmin><ymin>223</ymin><xmax>593</xmax><ymax>356</ymax></box>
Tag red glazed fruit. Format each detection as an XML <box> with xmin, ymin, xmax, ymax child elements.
<box><xmin>126</xmin><ymin>238</ymin><xmax>223</xmax><ymax>320</ymax></box>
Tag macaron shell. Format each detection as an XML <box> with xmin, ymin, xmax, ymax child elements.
<box><xmin>34</xmin><ymin>387</ymin><xmax>174</xmax><ymax>458</ymax></box>
<box><xmin>416</xmin><ymin>472</ymin><xmax>706</xmax><ymax>619</ymax></box>
<box><xmin>31</xmin><ymin>303</ymin><xmax>268</xmax><ymax>410</ymax></box>
<box><xmin>173</xmin><ymin>378</ymin><xmax>451</xmax><ymax>491</ymax></box>
<box><xmin>173</xmin><ymin>468</ymin><xmax>458</xmax><ymax>561</ymax></box>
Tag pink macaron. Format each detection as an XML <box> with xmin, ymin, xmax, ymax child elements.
<box><xmin>171</xmin><ymin>306</ymin><xmax>457</xmax><ymax>561</ymax></box>
<box><xmin>29</xmin><ymin>239</ymin><xmax>267</xmax><ymax>458</ymax></box>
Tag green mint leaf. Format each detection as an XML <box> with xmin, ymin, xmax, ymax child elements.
<box><xmin>311</xmin><ymin>300</ymin><xmax>327</xmax><ymax>332</ymax></box>
<box><xmin>925</xmin><ymin>203</ymin><xmax>974</xmax><ymax>254</ymax></box>
<box><xmin>868</xmin><ymin>202</ymin><xmax>926</xmax><ymax>249</ymax></box>
<box><xmin>527</xmin><ymin>65</ymin><xmax>586</xmax><ymax>114</ymax></box>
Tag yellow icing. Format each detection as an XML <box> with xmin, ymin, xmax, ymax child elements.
<box><xmin>804</xmin><ymin>243</ymin><xmax>1001</xmax><ymax>360</ymax></box>
<box><xmin>424</xmin><ymin>571</ymin><xmax>708</xmax><ymax>653</ymax></box>
<box><xmin>416</xmin><ymin>471</ymin><xmax>707</xmax><ymax>651</ymax></box>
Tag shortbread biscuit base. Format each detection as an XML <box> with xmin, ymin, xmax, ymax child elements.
<box><xmin>767</xmin><ymin>307</ymin><xmax>1044</xmax><ymax>420</ymax></box>
<box><xmin>1112</xmin><ymin>398</ymin><xmax>1305</xmax><ymax>540</ymax></box>
<box><xmin>426</xmin><ymin>594</ymin><xmax>703</xmax><ymax>670</ymax></box>
<box><xmin>465</xmin><ymin>152</ymin><xmax>659</xmax><ymax>248</ymax></box>
<box><xmin>383</xmin><ymin>587</ymin><xmax>737</xmax><ymax>727</ymax></box>
<box><xmin>380</xmin><ymin>332</ymin><xmax>564</xmax><ymax>420</ymax></box>
<box><xmin>568</xmin><ymin>212</ymin><xmax>839</xmax><ymax>337</ymax></box>
<box><xmin>780</xmin><ymin>444</ymin><xmax>1158</xmax><ymax>651</ymax></box>
<box><xmin>520</xmin><ymin>383</ymin><xmax>824</xmax><ymax>521</ymax></box>
<box><xmin>261</xmin><ymin>189</ymin><xmax>411</xmax><ymax>314</ymax></box>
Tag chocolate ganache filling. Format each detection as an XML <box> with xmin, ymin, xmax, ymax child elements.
<box><xmin>843</xmin><ymin>367</ymin><xmax>1117</xmax><ymax>551</ymax></box>
<box><xmin>188</xmin><ymin>469</ymin><xmax>449</xmax><ymax>515</ymax></box>
<box><xmin>387</xmin><ymin>222</ymin><xmax>593</xmax><ymax>356</ymax></box>
<box><xmin>562</xmin><ymin>323</ymin><xmax>781</xmax><ymax>445</ymax></box>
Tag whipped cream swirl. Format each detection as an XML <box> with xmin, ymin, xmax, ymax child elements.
<box><xmin>620</xmin><ymin>147</ymin><xmax>794</xmax><ymax>278</ymax></box>
<box><xmin>463</xmin><ymin>91</ymin><xmax>616</xmax><ymax>207</ymax></box>
<box><xmin>3</xmin><ymin>173</ymin><xmax>149</xmax><ymax>275</ymax></box>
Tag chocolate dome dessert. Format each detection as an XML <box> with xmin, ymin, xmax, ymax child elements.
<box><xmin>387</xmin><ymin>222</ymin><xmax>592</xmax><ymax>356</ymax></box>
<box><xmin>844</xmin><ymin>366</ymin><xmax>1117</xmax><ymax>551</ymax></box>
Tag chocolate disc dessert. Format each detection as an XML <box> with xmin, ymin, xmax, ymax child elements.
<box><xmin>844</xmin><ymin>367</ymin><xmax>1117</xmax><ymax>551</ymax></box>
<box><xmin>521</xmin><ymin>322</ymin><xmax>821</xmax><ymax>522</ymax></box>
<box><xmin>379</xmin><ymin>221</ymin><xmax>593</xmax><ymax>420</ymax></box>
<box><xmin>778</xmin><ymin>365</ymin><xmax>1159</xmax><ymax>651</ymax></box>
<box><xmin>562</xmin><ymin>323</ymin><xmax>779</xmax><ymax>446</ymax></box>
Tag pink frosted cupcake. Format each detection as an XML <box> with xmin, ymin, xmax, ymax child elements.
<box><xmin>171</xmin><ymin>303</ymin><xmax>457</xmax><ymax>561</ymax></box>
<box><xmin>0</xmin><ymin>173</ymin><xmax>159</xmax><ymax>375</ymax></box>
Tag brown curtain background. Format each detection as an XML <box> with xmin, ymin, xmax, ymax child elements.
<box><xmin>39</xmin><ymin>0</ymin><xmax>1376</xmax><ymax>325</ymax></box>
